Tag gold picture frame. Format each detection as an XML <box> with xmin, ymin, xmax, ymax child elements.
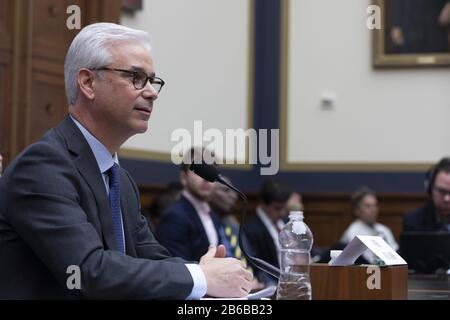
<box><xmin>373</xmin><ymin>0</ymin><xmax>450</xmax><ymax>67</ymax></box>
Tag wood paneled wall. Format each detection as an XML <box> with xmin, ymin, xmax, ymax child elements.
<box><xmin>0</xmin><ymin>0</ymin><xmax>120</xmax><ymax>165</ymax></box>
<box><xmin>138</xmin><ymin>184</ymin><xmax>428</xmax><ymax>247</ymax></box>
<box><xmin>301</xmin><ymin>193</ymin><xmax>427</xmax><ymax>247</ymax></box>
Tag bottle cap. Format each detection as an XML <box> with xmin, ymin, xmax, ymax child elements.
<box><xmin>289</xmin><ymin>211</ymin><xmax>304</xmax><ymax>220</ymax></box>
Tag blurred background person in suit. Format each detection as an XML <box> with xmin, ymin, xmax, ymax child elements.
<box><xmin>208</xmin><ymin>175</ymin><xmax>264</xmax><ymax>290</ymax></box>
<box><xmin>403</xmin><ymin>157</ymin><xmax>450</xmax><ymax>232</ymax></box>
<box><xmin>155</xmin><ymin>147</ymin><xmax>223</xmax><ymax>262</ymax></box>
<box><xmin>243</xmin><ymin>179</ymin><xmax>292</xmax><ymax>286</ymax></box>
<box><xmin>209</xmin><ymin>176</ymin><xmax>239</xmax><ymax>229</ymax></box>
<box><xmin>286</xmin><ymin>191</ymin><xmax>304</xmax><ymax>212</ymax></box>
<box><xmin>155</xmin><ymin>149</ymin><xmax>264</xmax><ymax>290</ymax></box>
<box><xmin>284</xmin><ymin>190</ymin><xmax>324</xmax><ymax>263</ymax></box>
<box><xmin>340</xmin><ymin>186</ymin><xmax>398</xmax><ymax>264</ymax></box>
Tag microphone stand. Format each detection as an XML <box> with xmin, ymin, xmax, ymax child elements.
<box><xmin>216</xmin><ymin>174</ymin><xmax>280</xmax><ymax>279</ymax></box>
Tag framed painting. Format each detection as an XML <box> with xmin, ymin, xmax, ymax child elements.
<box><xmin>373</xmin><ymin>0</ymin><xmax>450</xmax><ymax>67</ymax></box>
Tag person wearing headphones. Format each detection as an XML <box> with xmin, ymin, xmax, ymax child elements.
<box><xmin>403</xmin><ymin>157</ymin><xmax>450</xmax><ymax>232</ymax></box>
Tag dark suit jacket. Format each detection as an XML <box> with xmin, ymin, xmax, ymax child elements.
<box><xmin>0</xmin><ymin>117</ymin><xmax>193</xmax><ymax>299</ymax></box>
<box><xmin>155</xmin><ymin>195</ymin><xmax>223</xmax><ymax>262</ymax></box>
<box><xmin>403</xmin><ymin>201</ymin><xmax>449</xmax><ymax>232</ymax></box>
<box><xmin>242</xmin><ymin>213</ymin><xmax>278</xmax><ymax>284</ymax></box>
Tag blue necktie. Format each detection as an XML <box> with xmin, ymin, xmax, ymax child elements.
<box><xmin>219</xmin><ymin>224</ymin><xmax>252</xmax><ymax>273</ymax></box>
<box><xmin>108</xmin><ymin>163</ymin><xmax>125</xmax><ymax>254</ymax></box>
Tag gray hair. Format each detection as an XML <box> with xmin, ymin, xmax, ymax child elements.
<box><xmin>64</xmin><ymin>22</ymin><xmax>152</xmax><ymax>105</ymax></box>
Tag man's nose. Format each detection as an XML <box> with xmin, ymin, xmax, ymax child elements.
<box><xmin>142</xmin><ymin>82</ymin><xmax>158</xmax><ymax>100</ymax></box>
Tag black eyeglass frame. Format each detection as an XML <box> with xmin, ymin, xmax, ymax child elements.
<box><xmin>91</xmin><ymin>67</ymin><xmax>165</xmax><ymax>93</ymax></box>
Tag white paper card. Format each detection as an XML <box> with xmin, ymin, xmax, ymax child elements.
<box><xmin>331</xmin><ymin>235</ymin><xmax>407</xmax><ymax>266</ymax></box>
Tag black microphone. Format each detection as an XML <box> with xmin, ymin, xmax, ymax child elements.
<box><xmin>190</xmin><ymin>161</ymin><xmax>280</xmax><ymax>279</ymax></box>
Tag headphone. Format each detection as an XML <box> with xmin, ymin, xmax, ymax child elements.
<box><xmin>424</xmin><ymin>157</ymin><xmax>450</xmax><ymax>195</ymax></box>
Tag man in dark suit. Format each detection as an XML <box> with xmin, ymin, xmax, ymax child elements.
<box><xmin>155</xmin><ymin>149</ymin><xmax>224</xmax><ymax>262</ymax></box>
<box><xmin>0</xmin><ymin>22</ymin><xmax>252</xmax><ymax>299</ymax></box>
<box><xmin>243</xmin><ymin>179</ymin><xmax>291</xmax><ymax>285</ymax></box>
<box><xmin>403</xmin><ymin>157</ymin><xmax>450</xmax><ymax>232</ymax></box>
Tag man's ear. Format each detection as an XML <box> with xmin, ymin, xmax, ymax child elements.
<box><xmin>77</xmin><ymin>69</ymin><xmax>96</xmax><ymax>100</ymax></box>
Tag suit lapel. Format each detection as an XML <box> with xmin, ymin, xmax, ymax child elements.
<box><xmin>57</xmin><ymin>117</ymin><xmax>118</xmax><ymax>252</ymax></box>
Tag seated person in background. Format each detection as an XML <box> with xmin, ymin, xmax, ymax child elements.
<box><xmin>403</xmin><ymin>157</ymin><xmax>450</xmax><ymax>232</ymax></box>
<box><xmin>208</xmin><ymin>176</ymin><xmax>239</xmax><ymax>228</ymax></box>
<box><xmin>340</xmin><ymin>186</ymin><xmax>398</xmax><ymax>264</ymax></box>
<box><xmin>144</xmin><ymin>181</ymin><xmax>183</xmax><ymax>231</ymax></box>
<box><xmin>209</xmin><ymin>176</ymin><xmax>264</xmax><ymax>290</ymax></box>
<box><xmin>285</xmin><ymin>191</ymin><xmax>322</xmax><ymax>262</ymax></box>
<box><xmin>243</xmin><ymin>179</ymin><xmax>292</xmax><ymax>286</ymax></box>
<box><xmin>155</xmin><ymin>147</ymin><xmax>224</xmax><ymax>262</ymax></box>
<box><xmin>286</xmin><ymin>191</ymin><xmax>304</xmax><ymax>212</ymax></box>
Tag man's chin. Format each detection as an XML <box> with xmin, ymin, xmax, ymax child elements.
<box><xmin>133</xmin><ymin>120</ymin><xmax>149</xmax><ymax>134</ymax></box>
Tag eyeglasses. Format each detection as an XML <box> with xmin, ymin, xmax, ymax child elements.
<box><xmin>91</xmin><ymin>67</ymin><xmax>165</xmax><ymax>93</ymax></box>
<box><xmin>433</xmin><ymin>186</ymin><xmax>450</xmax><ymax>197</ymax></box>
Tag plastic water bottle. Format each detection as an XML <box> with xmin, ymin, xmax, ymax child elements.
<box><xmin>276</xmin><ymin>211</ymin><xmax>313</xmax><ymax>300</ymax></box>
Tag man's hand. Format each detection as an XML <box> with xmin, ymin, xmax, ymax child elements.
<box><xmin>251</xmin><ymin>278</ymin><xmax>266</xmax><ymax>291</ymax></box>
<box><xmin>199</xmin><ymin>245</ymin><xmax>253</xmax><ymax>298</ymax></box>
